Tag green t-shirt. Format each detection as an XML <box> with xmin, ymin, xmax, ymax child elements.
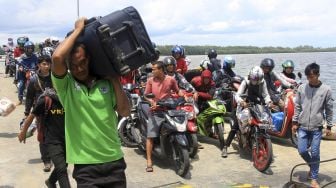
<box><xmin>52</xmin><ymin>73</ymin><xmax>123</xmax><ymax>164</ymax></box>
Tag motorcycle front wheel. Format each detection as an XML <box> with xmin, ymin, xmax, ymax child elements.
<box><xmin>215</xmin><ymin>123</ymin><xmax>225</xmax><ymax>150</ymax></box>
<box><xmin>252</xmin><ymin>136</ymin><xmax>273</xmax><ymax>172</ymax></box>
<box><xmin>186</xmin><ymin>133</ymin><xmax>198</xmax><ymax>158</ymax></box>
<box><xmin>173</xmin><ymin>144</ymin><xmax>190</xmax><ymax>177</ymax></box>
<box><xmin>118</xmin><ymin>117</ymin><xmax>138</xmax><ymax>148</ymax></box>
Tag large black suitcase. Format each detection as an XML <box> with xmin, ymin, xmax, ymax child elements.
<box><xmin>69</xmin><ymin>6</ymin><xmax>156</xmax><ymax>76</ymax></box>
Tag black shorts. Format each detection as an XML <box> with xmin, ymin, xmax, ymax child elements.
<box><xmin>73</xmin><ymin>158</ymin><xmax>127</xmax><ymax>188</ymax></box>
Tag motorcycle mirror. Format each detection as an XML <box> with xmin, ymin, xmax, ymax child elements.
<box><xmin>145</xmin><ymin>93</ymin><xmax>155</xmax><ymax>99</ymax></box>
<box><xmin>297</xmin><ymin>72</ymin><xmax>302</xmax><ymax>79</ymax></box>
<box><xmin>186</xmin><ymin>85</ymin><xmax>193</xmax><ymax>93</ymax></box>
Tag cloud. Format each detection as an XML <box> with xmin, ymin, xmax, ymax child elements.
<box><xmin>1</xmin><ymin>0</ymin><xmax>336</xmax><ymax>47</ymax></box>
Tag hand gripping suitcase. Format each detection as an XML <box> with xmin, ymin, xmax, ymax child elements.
<box><xmin>69</xmin><ymin>6</ymin><xmax>156</xmax><ymax>76</ymax></box>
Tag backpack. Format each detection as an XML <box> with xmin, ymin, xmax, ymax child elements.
<box><xmin>36</xmin><ymin>91</ymin><xmax>55</xmax><ymax>143</ymax></box>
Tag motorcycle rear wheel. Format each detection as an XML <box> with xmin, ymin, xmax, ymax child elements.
<box><xmin>252</xmin><ymin>137</ymin><xmax>273</xmax><ymax>172</ymax></box>
<box><xmin>118</xmin><ymin>118</ymin><xmax>138</xmax><ymax>148</ymax></box>
<box><xmin>173</xmin><ymin>145</ymin><xmax>190</xmax><ymax>177</ymax></box>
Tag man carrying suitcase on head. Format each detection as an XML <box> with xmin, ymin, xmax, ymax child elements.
<box><xmin>52</xmin><ymin>17</ymin><xmax>130</xmax><ymax>188</ymax></box>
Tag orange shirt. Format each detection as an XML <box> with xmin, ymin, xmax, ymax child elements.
<box><xmin>144</xmin><ymin>75</ymin><xmax>179</xmax><ymax>101</ymax></box>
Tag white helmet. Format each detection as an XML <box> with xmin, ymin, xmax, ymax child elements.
<box><xmin>50</xmin><ymin>36</ymin><xmax>59</xmax><ymax>45</ymax></box>
<box><xmin>200</xmin><ymin>59</ymin><xmax>211</xmax><ymax>70</ymax></box>
<box><xmin>248</xmin><ymin>66</ymin><xmax>264</xmax><ymax>85</ymax></box>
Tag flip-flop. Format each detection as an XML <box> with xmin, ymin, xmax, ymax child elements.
<box><xmin>146</xmin><ymin>166</ymin><xmax>153</xmax><ymax>172</ymax></box>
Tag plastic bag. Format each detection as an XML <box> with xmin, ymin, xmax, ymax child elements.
<box><xmin>0</xmin><ymin>97</ymin><xmax>15</xmax><ymax>117</ymax></box>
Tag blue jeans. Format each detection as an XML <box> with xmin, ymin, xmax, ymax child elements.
<box><xmin>297</xmin><ymin>128</ymin><xmax>322</xmax><ymax>180</ymax></box>
<box><xmin>17</xmin><ymin>79</ymin><xmax>26</xmax><ymax>101</ymax></box>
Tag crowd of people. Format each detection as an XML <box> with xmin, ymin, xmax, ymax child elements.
<box><xmin>1</xmin><ymin>17</ymin><xmax>333</xmax><ymax>188</ymax></box>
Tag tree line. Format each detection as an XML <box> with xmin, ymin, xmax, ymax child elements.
<box><xmin>157</xmin><ymin>45</ymin><xmax>336</xmax><ymax>55</ymax></box>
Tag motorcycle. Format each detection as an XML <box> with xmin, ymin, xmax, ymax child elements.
<box><xmin>5</xmin><ymin>50</ymin><xmax>17</xmax><ymax>77</ymax></box>
<box><xmin>176</xmin><ymin>92</ymin><xmax>199</xmax><ymax>158</ymax></box>
<box><xmin>117</xmin><ymin>83</ymin><xmax>140</xmax><ymax>147</ymax></box>
<box><xmin>132</xmin><ymin>94</ymin><xmax>191</xmax><ymax>177</ymax></box>
<box><xmin>268</xmin><ymin>72</ymin><xmax>303</xmax><ymax>147</ymax></box>
<box><xmin>196</xmin><ymin>87</ymin><xmax>233</xmax><ymax>155</ymax></box>
<box><xmin>236</xmin><ymin>95</ymin><xmax>273</xmax><ymax>172</ymax></box>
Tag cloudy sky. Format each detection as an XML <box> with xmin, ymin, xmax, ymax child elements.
<box><xmin>0</xmin><ymin>0</ymin><xmax>335</xmax><ymax>47</ymax></box>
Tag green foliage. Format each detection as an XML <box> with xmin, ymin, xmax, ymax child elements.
<box><xmin>0</xmin><ymin>47</ymin><xmax>5</xmax><ymax>55</ymax></box>
<box><xmin>157</xmin><ymin>45</ymin><xmax>336</xmax><ymax>55</ymax></box>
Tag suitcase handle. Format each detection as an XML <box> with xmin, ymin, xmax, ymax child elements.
<box><xmin>97</xmin><ymin>21</ymin><xmax>145</xmax><ymax>75</ymax></box>
<box><xmin>109</xmin><ymin>21</ymin><xmax>145</xmax><ymax>60</ymax></box>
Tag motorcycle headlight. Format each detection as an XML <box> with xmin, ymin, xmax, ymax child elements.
<box><xmin>186</xmin><ymin>112</ymin><xmax>195</xmax><ymax>120</ymax></box>
<box><xmin>260</xmin><ymin>112</ymin><xmax>271</xmax><ymax>124</ymax></box>
<box><xmin>186</xmin><ymin>96</ymin><xmax>194</xmax><ymax>103</ymax></box>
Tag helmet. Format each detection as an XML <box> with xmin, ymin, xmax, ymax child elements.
<box><xmin>223</xmin><ymin>56</ymin><xmax>235</xmax><ymax>69</ymax></box>
<box><xmin>171</xmin><ymin>45</ymin><xmax>183</xmax><ymax>56</ymax></box>
<box><xmin>200</xmin><ymin>59</ymin><xmax>211</xmax><ymax>70</ymax></box>
<box><xmin>260</xmin><ymin>58</ymin><xmax>275</xmax><ymax>71</ymax></box>
<box><xmin>151</xmin><ymin>42</ymin><xmax>160</xmax><ymax>61</ymax></box>
<box><xmin>24</xmin><ymin>41</ymin><xmax>35</xmax><ymax>53</ymax></box>
<box><xmin>282</xmin><ymin>60</ymin><xmax>294</xmax><ymax>69</ymax></box>
<box><xmin>42</xmin><ymin>47</ymin><xmax>54</xmax><ymax>57</ymax></box>
<box><xmin>17</xmin><ymin>37</ymin><xmax>29</xmax><ymax>47</ymax></box>
<box><xmin>8</xmin><ymin>38</ymin><xmax>14</xmax><ymax>45</ymax></box>
<box><xmin>50</xmin><ymin>36</ymin><xmax>59</xmax><ymax>45</ymax></box>
<box><xmin>163</xmin><ymin>56</ymin><xmax>176</xmax><ymax>67</ymax></box>
<box><xmin>248</xmin><ymin>66</ymin><xmax>264</xmax><ymax>85</ymax></box>
<box><xmin>207</xmin><ymin>49</ymin><xmax>217</xmax><ymax>59</ymax></box>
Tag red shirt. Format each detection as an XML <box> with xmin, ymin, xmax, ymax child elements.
<box><xmin>191</xmin><ymin>76</ymin><xmax>215</xmax><ymax>100</ymax></box>
<box><xmin>14</xmin><ymin>47</ymin><xmax>24</xmax><ymax>58</ymax></box>
<box><xmin>144</xmin><ymin>75</ymin><xmax>179</xmax><ymax>102</ymax></box>
<box><xmin>120</xmin><ymin>70</ymin><xmax>138</xmax><ymax>85</ymax></box>
<box><xmin>176</xmin><ymin>58</ymin><xmax>188</xmax><ymax>75</ymax></box>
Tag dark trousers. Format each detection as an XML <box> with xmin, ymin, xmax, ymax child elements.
<box><xmin>73</xmin><ymin>158</ymin><xmax>127</xmax><ymax>188</ymax></box>
<box><xmin>48</xmin><ymin>143</ymin><xmax>71</xmax><ymax>188</ymax></box>
<box><xmin>40</xmin><ymin>142</ymin><xmax>51</xmax><ymax>163</ymax></box>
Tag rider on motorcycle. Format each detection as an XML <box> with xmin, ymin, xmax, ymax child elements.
<box><xmin>207</xmin><ymin>49</ymin><xmax>222</xmax><ymax>72</ymax></box>
<box><xmin>190</xmin><ymin>70</ymin><xmax>215</xmax><ymax>112</ymax></box>
<box><xmin>172</xmin><ymin>45</ymin><xmax>188</xmax><ymax>75</ymax></box>
<box><xmin>222</xmin><ymin>56</ymin><xmax>242</xmax><ymax>90</ymax></box>
<box><xmin>17</xmin><ymin>41</ymin><xmax>38</xmax><ymax>105</ymax></box>
<box><xmin>24</xmin><ymin>55</ymin><xmax>53</xmax><ymax>116</ymax></box>
<box><xmin>144</xmin><ymin>61</ymin><xmax>186</xmax><ymax>172</ymax></box>
<box><xmin>163</xmin><ymin>56</ymin><xmax>198</xmax><ymax>100</ymax></box>
<box><xmin>260</xmin><ymin>58</ymin><xmax>293</xmax><ymax>111</ymax></box>
<box><xmin>222</xmin><ymin>66</ymin><xmax>272</xmax><ymax>157</ymax></box>
<box><xmin>279</xmin><ymin>60</ymin><xmax>297</xmax><ymax>85</ymax></box>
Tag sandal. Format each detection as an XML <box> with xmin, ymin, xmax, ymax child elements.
<box><xmin>146</xmin><ymin>166</ymin><xmax>153</xmax><ymax>172</ymax></box>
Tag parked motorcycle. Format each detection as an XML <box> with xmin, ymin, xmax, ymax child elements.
<box><xmin>5</xmin><ymin>50</ymin><xmax>17</xmax><ymax>77</ymax></box>
<box><xmin>236</xmin><ymin>95</ymin><xmax>273</xmax><ymax>172</ymax></box>
<box><xmin>268</xmin><ymin>72</ymin><xmax>303</xmax><ymax>147</ymax></box>
<box><xmin>196</xmin><ymin>88</ymin><xmax>233</xmax><ymax>154</ymax></box>
<box><xmin>117</xmin><ymin>83</ymin><xmax>140</xmax><ymax>147</ymax></box>
<box><xmin>132</xmin><ymin>94</ymin><xmax>191</xmax><ymax>177</ymax></box>
<box><xmin>176</xmin><ymin>92</ymin><xmax>199</xmax><ymax>158</ymax></box>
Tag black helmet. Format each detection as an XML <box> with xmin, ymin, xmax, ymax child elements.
<box><xmin>207</xmin><ymin>49</ymin><xmax>217</xmax><ymax>59</ymax></box>
<box><xmin>163</xmin><ymin>56</ymin><xmax>176</xmax><ymax>67</ymax></box>
<box><xmin>152</xmin><ymin>42</ymin><xmax>160</xmax><ymax>61</ymax></box>
<box><xmin>260</xmin><ymin>58</ymin><xmax>275</xmax><ymax>71</ymax></box>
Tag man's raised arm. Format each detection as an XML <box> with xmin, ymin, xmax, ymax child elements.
<box><xmin>52</xmin><ymin>17</ymin><xmax>86</xmax><ymax>77</ymax></box>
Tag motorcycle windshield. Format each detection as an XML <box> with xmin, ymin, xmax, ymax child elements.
<box><xmin>251</xmin><ymin>104</ymin><xmax>271</xmax><ymax>124</ymax></box>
